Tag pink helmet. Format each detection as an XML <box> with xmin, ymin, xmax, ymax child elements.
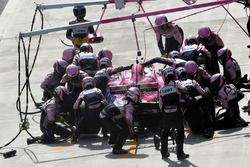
<box><xmin>81</xmin><ymin>76</ymin><xmax>95</xmax><ymax>89</ymax></box>
<box><xmin>98</xmin><ymin>48</ymin><xmax>113</xmax><ymax>60</ymax></box>
<box><xmin>53</xmin><ymin>59</ymin><xmax>69</xmax><ymax>75</ymax></box>
<box><xmin>168</xmin><ymin>50</ymin><xmax>180</xmax><ymax>59</ymax></box>
<box><xmin>198</xmin><ymin>26</ymin><xmax>211</xmax><ymax>39</ymax></box>
<box><xmin>79</xmin><ymin>43</ymin><xmax>93</xmax><ymax>53</ymax></box>
<box><xmin>185</xmin><ymin>60</ymin><xmax>198</xmax><ymax>75</ymax></box>
<box><xmin>162</xmin><ymin>66</ymin><xmax>175</xmax><ymax>81</ymax></box>
<box><xmin>154</xmin><ymin>14</ymin><xmax>168</xmax><ymax>26</ymax></box>
<box><xmin>210</xmin><ymin>73</ymin><xmax>225</xmax><ymax>89</ymax></box>
<box><xmin>126</xmin><ymin>87</ymin><xmax>140</xmax><ymax>103</ymax></box>
<box><xmin>217</xmin><ymin>47</ymin><xmax>231</xmax><ymax>64</ymax></box>
<box><xmin>62</xmin><ymin>47</ymin><xmax>75</xmax><ymax>63</ymax></box>
<box><xmin>99</xmin><ymin>57</ymin><xmax>112</xmax><ymax>69</ymax></box>
<box><xmin>66</xmin><ymin>64</ymin><xmax>79</xmax><ymax>78</ymax></box>
<box><xmin>55</xmin><ymin>86</ymin><xmax>68</xmax><ymax>101</ymax></box>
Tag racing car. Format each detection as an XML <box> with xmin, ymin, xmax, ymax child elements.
<box><xmin>108</xmin><ymin>63</ymin><xmax>164</xmax><ymax>135</ymax></box>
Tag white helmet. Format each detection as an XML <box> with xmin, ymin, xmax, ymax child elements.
<box><xmin>162</xmin><ymin>66</ymin><xmax>175</xmax><ymax>82</ymax></box>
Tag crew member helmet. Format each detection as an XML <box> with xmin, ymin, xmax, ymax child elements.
<box><xmin>154</xmin><ymin>14</ymin><xmax>169</xmax><ymax>31</ymax></box>
<box><xmin>99</xmin><ymin>57</ymin><xmax>112</xmax><ymax>69</ymax></box>
<box><xmin>126</xmin><ymin>87</ymin><xmax>141</xmax><ymax>103</ymax></box>
<box><xmin>185</xmin><ymin>60</ymin><xmax>198</xmax><ymax>76</ymax></box>
<box><xmin>185</xmin><ymin>35</ymin><xmax>198</xmax><ymax>45</ymax></box>
<box><xmin>54</xmin><ymin>86</ymin><xmax>68</xmax><ymax>101</ymax></box>
<box><xmin>62</xmin><ymin>47</ymin><xmax>75</xmax><ymax>63</ymax></box>
<box><xmin>198</xmin><ymin>26</ymin><xmax>211</xmax><ymax>41</ymax></box>
<box><xmin>79</xmin><ymin>43</ymin><xmax>93</xmax><ymax>53</ymax></box>
<box><xmin>210</xmin><ymin>73</ymin><xmax>225</xmax><ymax>90</ymax></box>
<box><xmin>66</xmin><ymin>64</ymin><xmax>79</xmax><ymax>78</ymax></box>
<box><xmin>168</xmin><ymin>50</ymin><xmax>180</xmax><ymax>59</ymax></box>
<box><xmin>217</xmin><ymin>47</ymin><xmax>232</xmax><ymax>65</ymax></box>
<box><xmin>162</xmin><ymin>66</ymin><xmax>175</xmax><ymax>82</ymax></box>
<box><xmin>53</xmin><ymin>59</ymin><xmax>69</xmax><ymax>75</ymax></box>
<box><xmin>98</xmin><ymin>48</ymin><xmax>113</xmax><ymax>60</ymax></box>
<box><xmin>175</xmin><ymin>67</ymin><xmax>187</xmax><ymax>80</ymax></box>
<box><xmin>81</xmin><ymin>76</ymin><xmax>95</xmax><ymax>89</ymax></box>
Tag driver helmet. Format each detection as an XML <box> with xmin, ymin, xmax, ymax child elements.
<box><xmin>73</xmin><ymin>5</ymin><xmax>86</xmax><ymax>18</ymax></box>
<box><xmin>53</xmin><ymin>59</ymin><xmax>69</xmax><ymax>75</ymax></box>
<box><xmin>126</xmin><ymin>87</ymin><xmax>141</xmax><ymax>103</ymax></box>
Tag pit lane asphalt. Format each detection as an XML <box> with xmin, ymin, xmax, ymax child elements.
<box><xmin>0</xmin><ymin>0</ymin><xmax>250</xmax><ymax>166</ymax></box>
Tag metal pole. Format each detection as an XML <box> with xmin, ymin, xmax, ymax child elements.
<box><xmin>101</xmin><ymin>0</ymin><xmax>237</xmax><ymax>24</ymax></box>
<box><xmin>221</xmin><ymin>5</ymin><xmax>249</xmax><ymax>37</ymax></box>
<box><xmin>36</xmin><ymin>0</ymin><xmax>154</xmax><ymax>10</ymax></box>
<box><xmin>37</xmin><ymin>1</ymin><xmax>110</xmax><ymax>10</ymax></box>
<box><xmin>20</xmin><ymin>0</ymin><xmax>237</xmax><ymax>38</ymax></box>
<box><xmin>20</xmin><ymin>21</ymin><xmax>101</xmax><ymax>38</ymax></box>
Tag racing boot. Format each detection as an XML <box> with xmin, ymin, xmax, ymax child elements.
<box><xmin>177</xmin><ymin>153</ymin><xmax>189</xmax><ymax>160</ymax></box>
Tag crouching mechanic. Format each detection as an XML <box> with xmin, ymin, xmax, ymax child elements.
<box><xmin>217</xmin><ymin>47</ymin><xmax>250</xmax><ymax>90</ymax></box>
<box><xmin>73</xmin><ymin>77</ymin><xmax>106</xmax><ymax>142</ymax></box>
<box><xmin>99</xmin><ymin>87</ymin><xmax>140</xmax><ymax>154</ymax></box>
<box><xmin>210</xmin><ymin>73</ymin><xmax>248</xmax><ymax>129</ymax></box>
<box><xmin>41</xmin><ymin>59</ymin><xmax>69</xmax><ymax>101</ymax></box>
<box><xmin>159</xmin><ymin>66</ymin><xmax>189</xmax><ymax>160</ymax></box>
<box><xmin>40</xmin><ymin>86</ymin><xmax>71</xmax><ymax>144</ymax></box>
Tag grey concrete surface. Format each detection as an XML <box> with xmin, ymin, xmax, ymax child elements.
<box><xmin>0</xmin><ymin>0</ymin><xmax>250</xmax><ymax>166</ymax></box>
